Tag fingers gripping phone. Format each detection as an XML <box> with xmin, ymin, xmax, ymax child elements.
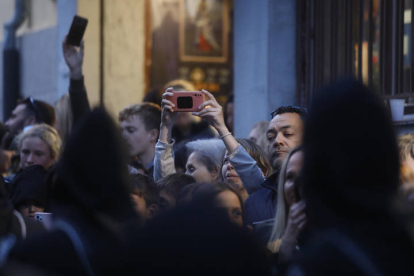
<box><xmin>67</xmin><ymin>15</ymin><xmax>88</xmax><ymax>46</ymax></box>
<box><xmin>168</xmin><ymin>90</ymin><xmax>206</xmax><ymax>112</ymax></box>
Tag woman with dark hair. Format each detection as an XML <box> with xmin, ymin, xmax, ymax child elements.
<box><xmin>181</xmin><ymin>182</ymin><xmax>244</xmax><ymax>227</ymax></box>
<box><xmin>287</xmin><ymin>79</ymin><xmax>414</xmax><ymax>275</ymax></box>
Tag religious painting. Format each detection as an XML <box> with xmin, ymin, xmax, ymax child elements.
<box><xmin>179</xmin><ymin>0</ymin><xmax>229</xmax><ymax>63</ymax></box>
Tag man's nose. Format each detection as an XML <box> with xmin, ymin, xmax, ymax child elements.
<box><xmin>274</xmin><ymin>133</ymin><xmax>284</xmax><ymax>146</ymax></box>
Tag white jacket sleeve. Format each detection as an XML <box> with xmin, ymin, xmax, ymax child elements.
<box><xmin>153</xmin><ymin>139</ymin><xmax>177</xmax><ymax>182</ymax></box>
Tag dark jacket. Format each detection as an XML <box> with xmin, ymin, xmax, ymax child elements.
<box><xmin>0</xmin><ymin>173</ymin><xmax>44</xmax><ymax>240</ymax></box>
<box><xmin>9</xmin><ymin>165</ymin><xmax>48</xmax><ymax>209</ymax></box>
<box><xmin>69</xmin><ymin>77</ymin><xmax>90</xmax><ymax>126</ymax></box>
<box><xmin>243</xmin><ymin>172</ymin><xmax>279</xmax><ymax>226</ymax></box>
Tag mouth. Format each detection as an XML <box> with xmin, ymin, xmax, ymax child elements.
<box><xmin>226</xmin><ymin>174</ymin><xmax>238</xmax><ymax>178</ymax></box>
<box><xmin>273</xmin><ymin>151</ymin><xmax>286</xmax><ymax>157</ymax></box>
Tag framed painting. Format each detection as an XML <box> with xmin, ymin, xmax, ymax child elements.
<box><xmin>179</xmin><ymin>0</ymin><xmax>229</xmax><ymax>63</ymax></box>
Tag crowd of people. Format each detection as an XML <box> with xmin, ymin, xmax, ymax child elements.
<box><xmin>0</xmin><ymin>34</ymin><xmax>412</xmax><ymax>275</ymax></box>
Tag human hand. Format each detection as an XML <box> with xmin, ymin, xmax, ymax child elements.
<box><xmin>191</xmin><ymin>89</ymin><xmax>227</xmax><ymax>135</ymax></box>
<box><xmin>160</xmin><ymin>87</ymin><xmax>178</xmax><ymax>129</ymax></box>
<box><xmin>278</xmin><ymin>201</ymin><xmax>306</xmax><ymax>261</ymax></box>
<box><xmin>62</xmin><ymin>35</ymin><xmax>84</xmax><ymax>79</ymax></box>
<box><xmin>283</xmin><ymin>201</ymin><xmax>307</xmax><ymax>243</ymax></box>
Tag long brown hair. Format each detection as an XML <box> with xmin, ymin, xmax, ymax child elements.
<box><xmin>236</xmin><ymin>138</ymin><xmax>272</xmax><ymax>178</ymax></box>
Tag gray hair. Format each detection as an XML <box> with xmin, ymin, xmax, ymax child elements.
<box><xmin>185</xmin><ymin>139</ymin><xmax>225</xmax><ymax>172</ymax></box>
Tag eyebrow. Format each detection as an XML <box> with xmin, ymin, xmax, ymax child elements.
<box><xmin>267</xmin><ymin>125</ymin><xmax>293</xmax><ymax>135</ymax></box>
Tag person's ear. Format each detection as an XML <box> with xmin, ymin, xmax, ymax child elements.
<box><xmin>148</xmin><ymin>129</ymin><xmax>159</xmax><ymax>143</ymax></box>
<box><xmin>24</xmin><ymin>115</ymin><xmax>36</xmax><ymax>127</ymax></box>
<box><xmin>212</xmin><ymin>165</ymin><xmax>220</xmax><ymax>180</ymax></box>
<box><xmin>147</xmin><ymin>204</ymin><xmax>158</xmax><ymax>220</ymax></box>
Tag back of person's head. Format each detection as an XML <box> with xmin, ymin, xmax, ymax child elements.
<box><xmin>17</xmin><ymin>124</ymin><xmax>61</xmax><ymax>167</ymax></box>
<box><xmin>173</xmin><ymin>141</ymin><xmax>189</xmax><ymax>173</ymax></box>
<box><xmin>176</xmin><ymin>182</ymin><xmax>204</xmax><ymax>206</ymax></box>
<box><xmin>249</xmin><ymin>121</ymin><xmax>270</xmax><ymax>152</ymax></box>
<box><xmin>157</xmin><ymin>173</ymin><xmax>195</xmax><ymax>213</ymax></box>
<box><xmin>163</xmin><ymin>79</ymin><xmax>196</xmax><ymax>92</ymax></box>
<box><xmin>157</xmin><ymin>173</ymin><xmax>195</xmax><ymax>199</ymax></box>
<box><xmin>142</xmin><ymin>85</ymin><xmax>163</xmax><ymax>105</ymax></box>
<box><xmin>236</xmin><ymin>138</ymin><xmax>272</xmax><ymax>178</ymax></box>
<box><xmin>54</xmin><ymin>93</ymin><xmax>73</xmax><ymax>146</ymax></box>
<box><xmin>119</xmin><ymin>102</ymin><xmax>161</xmax><ymax>133</ymax></box>
<box><xmin>10</xmin><ymin>165</ymin><xmax>48</xmax><ymax>217</ymax></box>
<box><xmin>185</xmin><ymin>139</ymin><xmax>225</xmax><ymax>174</ymax></box>
<box><xmin>303</xmin><ymin>79</ymin><xmax>399</xmax><ymax>227</ymax></box>
<box><xmin>53</xmin><ymin>108</ymin><xmax>137</xmax><ymax>232</ymax></box>
<box><xmin>130</xmin><ymin>174</ymin><xmax>158</xmax><ymax>207</ymax></box>
<box><xmin>20</xmin><ymin>98</ymin><xmax>56</xmax><ymax>127</ymax></box>
<box><xmin>185</xmin><ymin>182</ymin><xmax>244</xmax><ymax>227</ymax></box>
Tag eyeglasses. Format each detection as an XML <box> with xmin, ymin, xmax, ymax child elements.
<box><xmin>29</xmin><ymin>97</ymin><xmax>38</xmax><ymax>114</ymax></box>
<box><xmin>28</xmin><ymin>97</ymin><xmax>43</xmax><ymax>122</ymax></box>
<box><xmin>270</xmin><ymin>105</ymin><xmax>308</xmax><ymax>119</ymax></box>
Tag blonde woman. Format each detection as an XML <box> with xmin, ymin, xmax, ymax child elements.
<box><xmin>18</xmin><ymin>124</ymin><xmax>61</xmax><ymax>170</ymax></box>
<box><xmin>267</xmin><ymin>146</ymin><xmax>306</xmax><ymax>262</ymax></box>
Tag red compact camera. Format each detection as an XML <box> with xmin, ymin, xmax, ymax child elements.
<box><xmin>168</xmin><ymin>90</ymin><xmax>206</xmax><ymax>112</ymax></box>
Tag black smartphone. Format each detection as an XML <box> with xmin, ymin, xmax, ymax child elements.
<box><xmin>66</xmin><ymin>15</ymin><xmax>88</xmax><ymax>46</ymax></box>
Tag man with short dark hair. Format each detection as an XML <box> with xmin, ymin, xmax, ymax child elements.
<box><xmin>243</xmin><ymin>106</ymin><xmax>306</xmax><ymax>229</ymax></box>
<box><xmin>119</xmin><ymin>103</ymin><xmax>161</xmax><ymax>178</ymax></box>
<box><xmin>3</xmin><ymin>98</ymin><xmax>55</xmax><ymax>145</ymax></box>
<box><xmin>0</xmin><ymin>98</ymin><xmax>55</xmax><ymax>174</ymax></box>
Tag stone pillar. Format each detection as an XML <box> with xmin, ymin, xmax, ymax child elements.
<box><xmin>233</xmin><ymin>0</ymin><xmax>297</xmax><ymax>137</ymax></box>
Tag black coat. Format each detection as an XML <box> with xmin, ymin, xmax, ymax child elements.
<box><xmin>243</xmin><ymin>172</ymin><xmax>279</xmax><ymax>226</ymax></box>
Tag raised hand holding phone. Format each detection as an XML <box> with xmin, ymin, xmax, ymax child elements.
<box><xmin>192</xmin><ymin>90</ymin><xmax>238</xmax><ymax>154</ymax></box>
<box><xmin>192</xmin><ymin>90</ymin><xmax>228</xmax><ymax>135</ymax></box>
<box><xmin>62</xmin><ymin>15</ymin><xmax>88</xmax><ymax>80</ymax></box>
<box><xmin>62</xmin><ymin>36</ymin><xmax>84</xmax><ymax>80</ymax></box>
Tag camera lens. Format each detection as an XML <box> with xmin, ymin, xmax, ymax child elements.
<box><xmin>177</xmin><ymin>96</ymin><xmax>193</xmax><ymax>109</ymax></box>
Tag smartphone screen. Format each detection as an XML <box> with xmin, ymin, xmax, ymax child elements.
<box><xmin>67</xmin><ymin>15</ymin><xmax>88</xmax><ymax>46</ymax></box>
